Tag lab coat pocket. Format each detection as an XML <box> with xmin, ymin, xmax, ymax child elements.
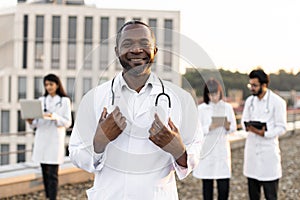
<box><xmin>86</xmin><ymin>186</ymin><xmax>107</xmax><ymax>200</ymax></box>
<box><xmin>154</xmin><ymin>179</ymin><xmax>178</xmax><ymax>200</ymax></box>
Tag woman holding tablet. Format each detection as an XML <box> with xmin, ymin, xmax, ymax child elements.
<box><xmin>193</xmin><ymin>78</ymin><xmax>237</xmax><ymax>200</ymax></box>
<box><xmin>26</xmin><ymin>74</ymin><xmax>72</xmax><ymax>200</ymax></box>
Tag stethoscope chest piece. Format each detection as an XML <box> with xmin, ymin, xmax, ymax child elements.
<box><xmin>150</xmin><ymin>105</ymin><xmax>169</xmax><ymax>126</ymax></box>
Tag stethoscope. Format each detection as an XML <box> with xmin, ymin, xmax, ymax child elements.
<box><xmin>249</xmin><ymin>89</ymin><xmax>270</xmax><ymax>113</ymax></box>
<box><xmin>43</xmin><ymin>96</ymin><xmax>62</xmax><ymax>112</ymax></box>
<box><xmin>109</xmin><ymin>76</ymin><xmax>171</xmax><ymax>139</ymax></box>
<box><xmin>110</xmin><ymin>76</ymin><xmax>171</xmax><ymax>109</ymax></box>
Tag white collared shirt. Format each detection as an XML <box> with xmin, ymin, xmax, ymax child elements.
<box><xmin>242</xmin><ymin>89</ymin><xmax>287</xmax><ymax>180</ymax></box>
<box><xmin>69</xmin><ymin>72</ymin><xmax>202</xmax><ymax>200</ymax></box>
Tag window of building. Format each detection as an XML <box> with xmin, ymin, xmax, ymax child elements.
<box><xmin>36</xmin><ymin>15</ymin><xmax>44</xmax><ymax>39</ymax></box>
<box><xmin>68</xmin><ymin>16</ymin><xmax>77</xmax><ymax>40</ymax></box>
<box><xmin>34</xmin><ymin>77</ymin><xmax>44</xmax><ymax>98</ymax></box>
<box><xmin>18</xmin><ymin>111</ymin><xmax>26</xmax><ymax>132</ymax></box>
<box><xmin>66</xmin><ymin>78</ymin><xmax>75</xmax><ymax>101</ymax></box>
<box><xmin>100</xmin><ymin>44</ymin><xmax>108</xmax><ymax>70</ymax></box>
<box><xmin>51</xmin><ymin>16</ymin><xmax>61</xmax><ymax>69</ymax></box>
<box><xmin>1</xmin><ymin>110</ymin><xmax>10</xmax><ymax>134</ymax></box>
<box><xmin>35</xmin><ymin>42</ymin><xmax>44</xmax><ymax>68</ymax></box>
<box><xmin>116</xmin><ymin>17</ymin><xmax>125</xmax><ymax>33</ymax></box>
<box><xmin>83</xmin><ymin>17</ymin><xmax>93</xmax><ymax>69</ymax></box>
<box><xmin>35</xmin><ymin>15</ymin><xmax>44</xmax><ymax>69</ymax></box>
<box><xmin>148</xmin><ymin>18</ymin><xmax>157</xmax><ymax>71</ymax></box>
<box><xmin>100</xmin><ymin>17</ymin><xmax>109</xmax><ymax>70</ymax></box>
<box><xmin>67</xmin><ymin>43</ymin><xmax>76</xmax><ymax>69</ymax></box>
<box><xmin>84</xmin><ymin>17</ymin><xmax>93</xmax><ymax>41</ymax></box>
<box><xmin>100</xmin><ymin>17</ymin><xmax>109</xmax><ymax>41</ymax></box>
<box><xmin>17</xmin><ymin>144</ymin><xmax>26</xmax><ymax>163</ymax></box>
<box><xmin>18</xmin><ymin>77</ymin><xmax>26</xmax><ymax>99</ymax></box>
<box><xmin>82</xmin><ymin>78</ymin><xmax>92</xmax><ymax>96</ymax></box>
<box><xmin>22</xmin><ymin>15</ymin><xmax>28</xmax><ymax>69</ymax></box>
<box><xmin>164</xmin><ymin>19</ymin><xmax>173</xmax><ymax>45</ymax></box>
<box><xmin>0</xmin><ymin>144</ymin><xmax>9</xmax><ymax>165</ymax></box>
<box><xmin>163</xmin><ymin>49</ymin><xmax>172</xmax><ymax>71</ymax></box>
<box><xmin>52</xmin><ymin>16</ymin><xmax>61</xmax><ymax>40</ymax></box>
<box><xmin>67</xmin><ymin>17</ymin><xmax>77</xmax><ymax>69</ymax></box>
<box><xmin>148</xmin><ymin>18</ymin><xmax>157</xmax><ymax>36</ymax></box>
<box><xmin>163</xmin><ymin>19</ymin><xmax>173</xmax><ymax>71</ymax></box>
<box><xmin>115</xmin><ymin>18</ymin><xmax>125</xmax><ymax>70</ymax></box>
<box><xmin>51</xmin><ymin>43</ymin><xmax>60</xmax><ymax>69</ymax></box>
<box><xmin>83</xmin><ymin>43</ymin><xmax>92</xmax><ymax>69</ymax></box>
<box><xmin>132</xmin><ymin>17</ymin><xmax>141</xmax><ymax>21</ymax></box>
<box><xmin>8</xmin><ymin>76</ymin><xmax>11</xmax><ymax>102</ymax></box>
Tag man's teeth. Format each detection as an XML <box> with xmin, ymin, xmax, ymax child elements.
<box><xmin>131</xmin><ymin>58</ymin><xmax>143</xmax><ymax>61</ymax></box>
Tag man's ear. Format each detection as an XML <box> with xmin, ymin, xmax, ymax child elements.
<box><xmin>115</xmin><ymin>46</ymin><xmax>119</xmax><ymax>57</ymax></box>
<box><xmin>154</xmin><ymin>47</ymin><xmax>158</xmax><ymax>55</ymax></box>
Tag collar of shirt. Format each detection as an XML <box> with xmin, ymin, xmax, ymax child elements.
<box><xmin>253</xmin><ymin>89</ymin><xmax>269</xmax><ymax>103</ymax></box>
<box><xmin>114</xmin><ymin>72</ymin><xmax>163</xmax><ymax>96</ymax></box>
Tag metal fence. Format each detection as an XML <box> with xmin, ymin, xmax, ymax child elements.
<box><xmin>1</xmin><ymin>110</ymin><xmax>300</xmax><ymax>166</ymax></box>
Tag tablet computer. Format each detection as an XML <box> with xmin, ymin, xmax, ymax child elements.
<box><xmin>20</xmin><ymin>99</ymin><xmax>44</xmax><ymax>119</ymax></box>
<box><xmin>244</xmin><ymin>121</ymin><xmax>268</xmax><ymax>131</ymax></box>
<box><xmin>211</xmin><ymin>116</ymin><xmax>228</xmax><ymax>126</ymax></box>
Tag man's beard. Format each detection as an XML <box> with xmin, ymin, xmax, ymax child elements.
<box><xmin>252</xmin><ymin>86</ymin><xmax>263</xmax><ymax>96</ymax></box>
<box><xmin>118</xmin><ymin>57</ymin><xmax>152</xmax><ymax>75</ymax></box>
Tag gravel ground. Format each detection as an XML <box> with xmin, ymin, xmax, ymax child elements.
<box><xmin>4</xmin><ymin>132</ymin><xmax>300</xmax><ymax>200</ymax></box>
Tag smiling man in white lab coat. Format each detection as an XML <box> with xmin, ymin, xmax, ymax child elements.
<box><xmin>242</xmin><ymin>68</ymin><xmax>287</xmax><ymax>200</ymax></box>
<box><xmin>69</xmin><ymin>20</ymin><xmax>201</xmax><ymax>199</ymax></box>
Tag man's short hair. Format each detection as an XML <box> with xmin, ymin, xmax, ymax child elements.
<box><xmin>249</xmin><ymin>68</ymin><xmax>270</xmax><ymax>86</ymax></box>
<box><xmin>115</xmin><ymin>20</ymin><xmax>156</xmax><ymax>47</ymax></box>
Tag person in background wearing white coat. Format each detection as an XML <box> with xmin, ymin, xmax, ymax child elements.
<box><xmin>242</xmin><ymin>68</ymin><xmax>287</xmax><ymax>200</ymax></box>
<box><xmin>26</xmin><ymin>74</ymin><xmax>72</xmax><ymax>200</ymax></box>
<box><xmin>193</xmin><ymin>78</ymin><xmax>236</xmax><ymax>200</ymax></box>
<box><xmin>68</xmin><ymin>20</ymin><xmax>201</xmax><ymax>200</ymax></box>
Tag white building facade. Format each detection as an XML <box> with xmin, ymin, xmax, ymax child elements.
<box><xmin>0</xmin><ymin>0</ymin><xmax>180</xmax><ymax>165</ymax></box>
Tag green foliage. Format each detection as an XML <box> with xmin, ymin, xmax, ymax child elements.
<box><xmin>183</xmin><ymin>68</ymin><xmax>300</xmax><ymax>99</ymax></box>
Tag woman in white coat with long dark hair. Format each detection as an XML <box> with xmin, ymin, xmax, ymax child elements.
<box><xmin>27</xmin><ymin>74</ymin><xmax>72</xmax><ymax>200</ymax></box>
<box><xmin>193</xmin><ymin>78</ymin><xmax>236</xmax><ymax>200</ymax></box>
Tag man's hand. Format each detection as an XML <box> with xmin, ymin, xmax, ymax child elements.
<box><xmin>149</xmin><ymin>114</ymin><xmax>187</xmax><ymax>167</ymax></box>
<box><xmin>93</xmin><ymin>106</ymin><xmax>127</xmax><ymax>153</ymax></box>
<box><xmin>247</xmin><ymin>125</ymin><xmax>265</xmax><ymax>137</ymax></box>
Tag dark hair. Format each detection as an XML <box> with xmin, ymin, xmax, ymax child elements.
<box><xmin>115</xmin><ymin>20</ymin><xmax>156</xmax><ymax>47</ymax></box>
<box><xmin>249</xmin><ymin>68</ymin><xmax>269</xmax><ymax>86</ymax></box>
<box><xmin>43</xmin><ymin>74</ymin><xmax>68</xmax><ymax>97</ymax></box>
<box><xmin>203</xmin><ymin>78</ymin><xmax>223</xmax><ymax>104</ymax></box>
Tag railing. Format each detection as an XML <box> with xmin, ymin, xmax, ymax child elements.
<box><xmin>1</xmin><ymin>110</ymin><xmax>300</xmax><ymax>166</ymax></box>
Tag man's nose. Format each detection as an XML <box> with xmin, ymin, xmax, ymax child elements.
<box><xmin>129</xmin><ymin>44</ymin><xmax>143</xmax><ymax>53</ymax></box>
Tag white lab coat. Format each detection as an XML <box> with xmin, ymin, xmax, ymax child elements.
<box><xmin>242</xmin><ymin>89</ymin><xmax>287</xmax><ymax>181</ymax></box>
<box><xmin>193</xmin><ymin>100</ymin><xmax>236</xmax><ymax>179</ymax></box>
<box><xmin>31</xmin><ymin>95</ymin><xmax>72</xmax><ymax>164</ymax></box>
<box><xmin>69</xmin><ymin>72</ymin><xmax>202</xmax><ymax>200</ymax></box>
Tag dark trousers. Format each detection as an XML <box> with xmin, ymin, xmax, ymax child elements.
<box><xmin>202</xmin><ymin>178</ymin><xmax>230</xmax><ymax>200</ymax></box>
<box><xmin>41</xmin><ymin>163</ymin><xmax>59</xmax><ymax>200</ymax></box>
<box><xmin>247</xmin><ymin>177</ymin><xmax>279</xmax><ymax>200</ymax></box>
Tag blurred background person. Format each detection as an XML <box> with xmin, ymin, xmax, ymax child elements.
<box><xmin>242</xmin><ymin>68</ymin><xmax>287</xmax><ymax>200</ymax></box>
<box><xmin>193</xmin><ymin>78</ymin><xmax>237</xmax><ymax>200</ymax></box>
<box><xmin>26</xmin><ymin>73</ymin><xmax>72</xmax><ymax>200</ymax></box>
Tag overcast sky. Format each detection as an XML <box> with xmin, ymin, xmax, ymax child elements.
<box><xmin>1</xmin><ymin>0</ymin><xmax>300</xmax><ymax>74</ymax></box>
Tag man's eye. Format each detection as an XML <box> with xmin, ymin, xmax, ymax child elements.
<box><xmin>122</xmin><ymin>43</ymin><xmax>132</xmax><ymax>48</ymax></box>
<box><xmin>141</xmin><ymin>43</ymin><xmax>151</xmax><ymax>47</ymax></box>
